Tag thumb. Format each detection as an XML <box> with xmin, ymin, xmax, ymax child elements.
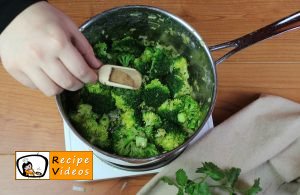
<box><xmin>71</xmin><ymin>29</ymin><xmax>102</xmax><ymax>69</ymax></box>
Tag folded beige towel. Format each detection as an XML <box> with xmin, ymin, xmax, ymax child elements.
<box><xmin>138</xmin><ymin>95</ymin><xmax>300</xmax><ymax>195</ymax></box>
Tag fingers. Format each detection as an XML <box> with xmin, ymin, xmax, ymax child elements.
<box><xmin>59</xmin><ymin>43</ymin><xmax>98</xmax><ymax>83</ymax></box>
<box><xmin>23</xmin><ymin>67</ymin><xmax>63</xmax><ymax>96</ymax></box>
<box><xmin>70</xmin><ymin>29</ymin><xmax>102</xmax><ymax>69</ymax></box>
<box><xmin>40</xmin><ymin>58</ymin><xmax>83</xmax><ymax>91</ymax></box>
<box><xmin>6</xmin><ymin>69</ymin><xmax>36</xmax><ymax>89</ymax></box>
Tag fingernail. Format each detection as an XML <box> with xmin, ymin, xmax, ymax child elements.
<box><xmin>91</xmin><ymin>73</ymin><xmax>98</xmax><ymax>84</ymax></box>
<box><xmin>94</xmin><ymin>58</ymin><xmax>103</xmax><ymax>68</ymax></box>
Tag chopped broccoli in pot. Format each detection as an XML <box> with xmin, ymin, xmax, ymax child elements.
<box><xmin>111</xmin><ymin>36</ymin><xmax>144</xmax><ymax>57</ymax></box>
<box><xmin>158</xmin><ymin>96</ymin><xmax>202</xmax><ymax>134</ymax></box>
<box><xmin>81</xmin><ymin>82</ymin><xmax>115</xmax><ymax>115</ymax></box>
<box><xmin>171</xmin><ymin>57</ymin><xmax>189</xmax><ymax>80</ymax></box>
<box><xmin>133</xmin><ymin>47</ymin><xmax>154</xmax><ymax>74</ymax></box>
<box><xmin>117</xmin><ymin>53</ymin><xmax>135</xmax><ymax>67</ymax></box>
<box><xmin>142</xmin><ymin>79</ymin><xmax>170</xmax><ymax>107</ymax></box>
<box><xmin>68</xmin><ymin>36</ymin><xmax>206</xmax><ymax>158</ymax></box>
<box><xmin>142</xmin><ymin>111</ymin><xmax>162</xmax><ymax>128</ymax></box>
<box><xmin>94</xmin><ymin>42</ymin><xmax>112</xmax><ymax>63</ymax></box>
<box><xmin>154</xmin><ymin>128</ymin><xmax>187</xmax><ymax>152</ymax></box>
<box><xmin>69</xmin><ymin>104</ymin><xmax>111</xmax><ymax>149</ymax></box>
<box><xmin>111</xmin><ymin>88</ymin><xmax>141</xmax><ymax>111</ymax></box>
<box><xmin>148</xmin><ymin>47</ymin><xmax>172</xmax><ymax>78</ymax></box>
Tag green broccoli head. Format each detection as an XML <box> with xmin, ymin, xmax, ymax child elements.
<box><xmin>166</xmin><ymin>74</ymin><xmax>192</xmax><ymax>98</ymax></box>
<box><xmin>69</xmin><ymin>104</ymin><xmax>97</xmax><ymax>123</ymax></box>
<box><xmin>142</xmin><ymin>111</ymin><xmax>162</xmax><ymax>128</ymax></box>
<box><xmin>135</xmin><ymin>136</ymin><xmax>148</xmax><ymax>148</ymax></box>
<box><xmin>157</xmin><ymin>98</ymin><xmax>184</xmax><ymax>122</ymax></box>
<box><xmin>142</xmin><ymin>79</ymin><xmax>170</xmax><ymax>107</ymax></box>
<box><xmin>120</xmin><ymin>109</ymin><xmax>137</xmax><ymax>129</ymax></box>
<box><xmin>83</xmin><ymin>115</ymin><xmax>110</xmax><ymax>149</ymax></box>
<box><xmin>179</xmin><ymin>96</ymin><xmax>202</xmax><ymax>132</ymax></box>
<box><xmin>170</xmin><ymin>57</ymin><xmax>189</xmax><ymax>80</ymax></box>
<box><xmin>111</xmin><ymin>88</ymin><xmax>141</xmax><ymax>111</ymax></box>
<box><xmin>112</xmin><ymin>36</ymin><xmax>144</xmax><ymax>57</ymax></box>
<box><xmin>140</xmin><ymin>126</ymin><xmax>155</xmax><ymax>141</ymax></box>
<box><xmin>113</xmin><ymin>126</ymin><xmax>159</xmax><ymax>158</ymax></box>
<box><xmin>117</xmin><ymin>53</ymin><xmax>135</xmax><ymax>67</ymax></box>
<box><xmin>134</xmin><ymin>46</ymin><xmax>173</xmax><ymax>79</ymax></box>
<box><xmin>107</xmin><ymin>109</ymin><xmax>121</xmax><ymax>130</ymax></box>
<box><xmin>94</xmin><ymin>42</ymin><xmax>112</xmax><ymax>63</ymax></box>
<box><xmin>166</xmin><ymin>57</ymin><xmax>192</xmax><ymax>98</ymax></box>
<box><xmin>158</xmin><ymin>96</ymin><xmax>202</xmax><ymax>133</ymax></box>
<box><xmin>154</xmin><ymin>128</ymin><xmax>187</xmax><ymax>152</ymax></box>
<box><xmin>99</xmin><ymin>114</ymin><xmax>110</xmax><ymax>130</ymax></box>
<box><xmin>114</xmin><ymin>138</ymin><xmax>159</xmax><ymax>158</ymax></box>
<box><xmin>133</xmin><ymin>47</ymin><xmax>154</xmax><ymax>74</ymax></box>
<box><xmin>69</xmin><ymin>104</ymin><xmax>111</xmax><ymax>149</ymax></box>
<box><xmin>149</xmin><ymin>47</ymin><xmax>172</xmax><ymax>78</ymax></box>
<box><xmin>81</xmin><ymin>82</ymin><xmax>115</xmax><ymax>115</ymax></box>
<box><xmin>139</xmin><ymin>101</ymin><xmax>156</xmax><ymax>113</ymax></box>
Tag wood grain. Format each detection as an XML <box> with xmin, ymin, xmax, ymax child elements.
<box><xmin>1</xmin><ymin>0</ymin><xmax>300</xmax><ymax>194</ymax></box>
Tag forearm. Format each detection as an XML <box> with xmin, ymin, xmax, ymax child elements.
<box><xmin>0</xmin><ymin>0</ymin><xmax>45</xmax><ymax>33</ymax></box>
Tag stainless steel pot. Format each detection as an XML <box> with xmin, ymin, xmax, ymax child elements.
<box><xmin>56</xmin><ymin>6</ymin><xmax>300</xmax><ymax>171</ymax></box>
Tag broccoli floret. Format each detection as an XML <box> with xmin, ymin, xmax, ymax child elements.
<box><xmin>133</xmin><ymin>46</ymin><xmax>172</xmax><ymax>77</ymax></box>
<box><xmin>112</xmin><ymin>37</ymin><xmax>144</xmax><ymax>57</ymax></box>
<box><xmin>166</xmin><ymin>74</ymin><xmax>192</xmax><ymax>98</ymax></box>
<box><xmin>157</xmin><ymin>98</ymin><xmax>184</xmax><ymax>122</ymax></box>
<box><xmin>154</xmin><ymin>128</ymin><xmax>186</xmax><ymax>152</ymax></box>
<box><xmin>136</xmin><ymin>136</ymin><xmax>148</xmax><ymax>148</ymax></box>
<box><xmin>112</xmin><ymin>126</ymin><xmax>159</xmax><ymax>158</ymax></box>
<box><xmin>142</xmin><ymin>111</ymin><xmax>162</xmax><ymax>128</ymax></box>
<box><xmin>166</xmin><ymin>57</ymin><xmax>192</xmax><ymax>97</ymax></box>
<box><xmin>107</xmin><ymin>109</ymin><xmax>121</xmax><ymax>130</ymax></box>
<box><xmin>94</xmin><ymin>42</ymin><xmax>112</xmax><ymax>63</ymax></box>
<box><xmin>111</xmin><ymin>88</ymin><xmax>141</xmax><ymax>111</ymax></box>
<box><xmin>133</xmin><ymin>47</ymin><xmax>154</xmax><ymax>74</ymax></box>
<box><xmin>139</xmin><ymin>101</ymin><xmax>156</xmax><ymax>112</ymax></box>
<box><xmin>120</xmin><ymin>109</ymin><xmax>137</xmax><ymax>129</ymax></box>
<box><xmin>114</xmin><ymin>138</ymin><xmax>159</xmax><ymax>158</ymax></box>
<box><xmin>170</xmin><ymin>57</ymin><xmax>189</xmax><ymax>80</ymax></box>
<box><xmin>99</xmin><ymin>114</ymin><xmax>110</xmax><ymax>129</ymax></box>
<box><xmin>158</xmin><ymin>96</ymin><xmax>202</xmax><ymax>133</ymax></box>
<box><xmin>155</xmin><ymin>43</ymin><xmax>179</xmax><ymax>58</ymax></box>
<box><xmin>69</xmin><ymin>104</ymin><xmax>110</xmax><ymax>148</ymax></box>
<box><xmin>81</xmin><ymin>82</ymin><xmax>115</xmax><ymax>114</ymax></box>
<box><xmin>179</xmin><ymin>96</ymin><xmax>202</xmax><ymax>132</ymax></box>
<box><xmin>117</xmin><ymin>53</ymin><xmax>135</xmax><ymax>67</ymax></box>
<box><xmin>149</xmin><ymin>48</ymin><xmax>172</xmax><ymax>78</ymax></box>
<box><xmin>142</xmin><ymin>126</ymin><xmax>155</xmax><ymax>140</ymax></box>
<box><xmin>142</xmin><ymin>79</ymin><xmax>170</xmax><ymax>107</ymax></box>
<box><xmin>70</xmin><ymin>103</ymin><xmax>97</xmax><ymax>122</ymax></box>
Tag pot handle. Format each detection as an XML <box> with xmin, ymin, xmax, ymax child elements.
<box><xmin>209</xmin><ymin>11</ymin><xmax>300</xmax><ymax>65</ymax></box>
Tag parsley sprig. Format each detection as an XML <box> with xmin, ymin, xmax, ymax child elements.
<box><xmin>160</xmin><ymin>162</ymin><xmax>262</xmax><ymax>195</ymax></box>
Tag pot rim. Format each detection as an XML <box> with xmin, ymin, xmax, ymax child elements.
<box><xmin>55</xmin><ymin>5</ymin><xmax>218</xmax><ymax>164</ymax></box>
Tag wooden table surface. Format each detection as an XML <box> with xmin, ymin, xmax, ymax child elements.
<box><xmin>1</xmin><ymin>0</ymin><xmax>300</xmax><ymax>194</ymax></box>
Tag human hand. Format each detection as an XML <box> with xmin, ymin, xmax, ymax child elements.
<box><xmin>0</xmin><ymin>1</ymin><xmax>101</xmax><ymax>96</ymax></box>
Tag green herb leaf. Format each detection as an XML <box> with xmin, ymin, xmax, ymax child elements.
<box><xmin>185</xmin><ymin>182</ymin><xmax>211</xmax><ymax>195</ymax></box>
<box><xmin>176</xmin><ymin>169</ymin><xmax>188</xmax><ymax>186</ymax></box>
<box><xmin>160</xmin><ymin>162</ymin><xmax>262</xmax><ymax>195</ymax></box>
<box><xmin>245</xmin><ymin>178</ymin><xmax>262</xmax><ymax>195</ymax></box>
<box><xmin>161</xmin><ymin>176</ymin><xmax>177</xmax><ymax>186</ymax></box>
<box><xmin>225</xmin><ymin>167</ymin><xmax>241</xmax><ymax>187</ymax></box>
<box><xmin>177</xmin><ymin>189</ymin><xmax>184</xmax><ymax>195</ymax></box>
<box><xmin>196</xmin><ymin>162</ymin><xmax>225</xmax><ymax>181</ymax></box>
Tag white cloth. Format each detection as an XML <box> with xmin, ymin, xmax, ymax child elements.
<box><xmin>138</xmin><ymin>95</ymin><xmax>300</xmax><ymax>195</ymax></box>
